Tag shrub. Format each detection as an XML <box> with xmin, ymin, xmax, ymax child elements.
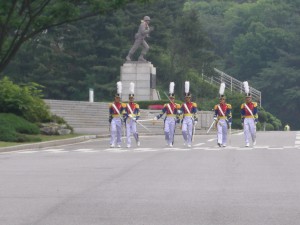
<box><xmin>265</xmin><ymin>123</ymin><xmax>275</xmax><ymax>131</ymax></box>
<box><xmin>0</xmin><ymin>127</ymin><xmax>19</xmax><ymax>142</ymax></box>
<box><xmin>0</xmin><ymin>77</ymin><xmax>51</xmax><ymax>123</ymax></box>
<box><xmin>0</xmin><ymin>113</ymin><xmax>40</xmax><ymax>134</ymax></box>
<box><xmin>0</xmin><ymin>113</ymin><xmax>41</xmax><ymax>142</ymax></box>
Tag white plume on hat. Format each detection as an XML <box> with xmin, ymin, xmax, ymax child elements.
<box><xmin>185</xmin><ymin>81</ymin><xmax>190</xmax><ymax>94</ymax></box>
<box><xmin>243</xmin><ymin>81</ymin><xmax>249</xmax><ymax>95</ymax></box>
<box><xmin>219</xmin><ymin>82</ymin><xmax>226</xmax><ymax>96</ymax></box>
<box><xmin>117</xmin><ymin>81</ymin><xmax>122</xmax><ymax>95</ymax></box>
<box><xmin>129</xmin><ymin>82</ymin><xmax>135</xmax><ymax>94</ymax></box>
<box><xmin>169</xmin><ymin>82</ymin><xmax>175</xmax><ymax>94</ymax></box>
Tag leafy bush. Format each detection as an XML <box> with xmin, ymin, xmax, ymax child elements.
<box><xmin>265</xmin><ymin>123</ymin><xmax>275</xmax><ymax>131</ymax></box>
<box><xmin>0</xmin><ymin>77</ymin><xmax>51</xmax><ymax>123</ymax></box>
<box><xmin>0</xmin><ymin>113</ymin><xmax>41</xmax><ymax>142</ymax></box>
<box><xmin>0</xmin><ymin>113</ymin><xmax>40</xmax><ymax>134</ymax></box>
<box><xmin>0</xmin><ymin>126</ymin><xmax>41</xmax><ymax>142</ymax></box>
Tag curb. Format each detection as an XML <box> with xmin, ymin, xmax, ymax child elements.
<box><xmin>0</xmin><ymin>130</ymin><xmax>242</xmax><ymax>153</ymax></box>
<box><xmin>0</xmin><ymin>135</ymin><xmax>97</xmax><ymax>153</ymax></box>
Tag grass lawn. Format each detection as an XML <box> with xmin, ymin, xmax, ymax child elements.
<box><xmin>0</xmin><ymin>134</ymin><xmax>83</xmax><ymax>148</ymax></box>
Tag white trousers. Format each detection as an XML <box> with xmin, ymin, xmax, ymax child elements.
<box><xmin>243</xmin><ymin>118</ymin><xmax>256</xmax><ymax>144</ymax></box>
<box><xmin>110</xmin><ymin>118</ymin><xmax>122</xmax><ymax>145</ymax></box>
<box><xmin>217</xmin><ymin>119</ymin><xmax>228</xmax><ymax>145</ymax></box>
<box><xmin>126</xmin><ymin>119</ymin><xmax>138</xmax><ymax>145</ymax></box>
<box><xmin>164</xmin><ymin>117</ymin><xmax>176</xmax><ymax>145</ymax></box>
<box><xmin>182</xmin><ymin>117</ymin><xmax>193</xmax><ymax>145</ymax></box>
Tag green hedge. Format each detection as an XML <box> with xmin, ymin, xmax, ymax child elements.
<box><xmin>0</xmin><ymin>113</ymin><xmax>41</xmax><ymax>142</ymax></box>
<box><xmin>0</xmin><ymin>77</ymin><xmax>51</xmax><ymax>123</ymax></box>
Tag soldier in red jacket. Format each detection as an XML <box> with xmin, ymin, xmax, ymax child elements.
<box><xmin>241</xmin><ymin>81</ymin><xmax>258</xmax><ymax>147</ymax></box>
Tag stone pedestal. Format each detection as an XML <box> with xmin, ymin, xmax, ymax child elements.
<box><xmin>120</xmin><ymin>62</ymin><xmax>159</xmax><ymax>101</ymax></box>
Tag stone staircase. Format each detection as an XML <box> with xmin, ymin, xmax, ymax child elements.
<box><xmin>44</xmin><ymin>99</ymin><xmax>214</xmax><ymax>135</ymax></box>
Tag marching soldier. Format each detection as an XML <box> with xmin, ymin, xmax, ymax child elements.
<box><xmin>154</xmin><ymin>82</ymin><xmax>181</xmax><ymax>147</ymax></box>
<box><xmin>241</xmin><ymin>81</ymin><xmax>258</xmax><ymax>147</ymax></box>
<box><xmin>180</xmin><ymin>81</ymin><xmax>198</xmax><ymax>148</ymax></box>
<box><xmin>124</xmin><ymin>82</ymin><xmax>141</xmax><ymax>148</ymax></box>
<box><xmin>213</xmin><ymin>83</ymin><xmax>232</xmax><ymax>147</ymax></box>
<box><xmin>109</xmin><ymin>81</ymin><xmax>126</xmax><ymax>148</ymax></box>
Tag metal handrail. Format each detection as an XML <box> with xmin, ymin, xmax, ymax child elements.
<box><xmin>201</xmin><ymin>68</ymin><xmax>261</xmax><ymax>106</ymax></box>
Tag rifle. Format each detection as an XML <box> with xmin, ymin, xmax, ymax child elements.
<box><xmin>207</xmin><ymin>120</ymin><xmax>216</xmax><ymax>134</ymax></box>
<box><xmin>128</xmin><ymin>115</ymin><xmax>152</xmax><ymax>133</ymax></box>
<box><xmin>192</xmin><ymin>121</ymin><xmax>196</xmax><ymax>142</ymax></box>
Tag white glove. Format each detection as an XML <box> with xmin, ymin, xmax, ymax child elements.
<box><xmin>194</xmin><ymin>121</ymin><xmax>198</xmax><ymax>125</ymax></box>
<box><xmin>132</xmin><ymin>117</ymin><xmax>136</xmax><ymax>121</ymax></box>
<box><xmin>153</xmin><ymin>117</ymin><xmax>158</xmax><ymax>121</ymax></box>
<box><xmin>213</xmin><ymin>117</ymin><xmax>218</xmax><ymax>121</ymax></box>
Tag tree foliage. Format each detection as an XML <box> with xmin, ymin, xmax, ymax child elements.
<box><xmin>0</xmin><ymin>76</ymin><xmax>51</xmax><ymax>122</ymax></box>
<box><xmin>0</xmin><ymin>0</ymin><xmax>150</xmax><ymax>73</ymax></box>
<box><xmin>1</xmin><ymin>0</ymin><xmax>299</xmax><ymax>129</ymax></box>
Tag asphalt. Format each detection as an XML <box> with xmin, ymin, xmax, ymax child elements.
<box><xmin>0</xmin><ymin>129</ymin><xmax>227</xmax><ymax>153</ymax></box>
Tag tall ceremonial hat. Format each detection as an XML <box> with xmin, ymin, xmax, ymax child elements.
<box><xmin>115</xmin><ymin>81</ymin><xmax>122</xmax><ymax>98</ymax></box>
<box><xmin>219</xmin><ymin>82</ymin><xmax>226</xmax><ymax>99</ymax></box>
<box><xmin>243</xmin><ymin>81</ymin><xmax>251</xmax><ymax>97</ymax></box>
<box><xmin>129</xmin><ymin>82</ymin><xmax>135</xmax><ymax>98</ymax></box>
<box><xmin>184</xmin><ymin>81</ymin><xmax>191</xmax><ymax>97</ymax></box>
<box><xmin>169</xmin><ymin>82</ymin><xmax>175</xmax><ymax>98</ymax></box>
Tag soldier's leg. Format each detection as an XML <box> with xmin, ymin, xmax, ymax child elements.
<box><xmin>248</xmin><ymin>119</ymin><xmax>256</xmax><ymax>144</ymax></box>
<box><xmin>187</xmin><ymin>118</ymin><xmax>193</xmax><ymax>145</ymax></box>
<box><xmin>217</xmin><ymin>121</ymin><xmax>223</xmax><ymax>146</ymax></box>
<box><xmin>182</xmin><ymin>119</ymin><xmax>188</xmax><ymax>144</ymax></box>
<box><xmin>164</xmin><ymin>119</ymin><xmax>170</xmax><ymax>145</ymax></box>
<box><xmin>244</xmin><ymin>119</ymin><xmax>250</xmax><ymax>146</ymax></box>
<box><xmin>126</xmin><ymin>121</ymin><xmax>132</xmax><ymax>147</ymax></box>
<box><xmin>110</xmin><ymin>119</ymin><xmax>117</xmax><ymax>146</ymax></box>
<box><xmin>116</xmin><ymin>118</ymin><xmax>122</xmax><ymax>146</ymax></box>
<box><xmin>169</xmin><ymin>119</ymin><xmax>175</xmax><ymax>145</ymax></box>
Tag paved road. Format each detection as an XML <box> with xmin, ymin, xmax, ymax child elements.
<box><xmin>1</xmin><ymin>131</ymin><xmax>300</xmax><ymax>225</ymax></box>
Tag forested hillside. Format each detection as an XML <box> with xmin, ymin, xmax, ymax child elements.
<box><xmin>2</xmin><ymin>0</ymin><xmax>299</xmax><ymax>129</ymax></box>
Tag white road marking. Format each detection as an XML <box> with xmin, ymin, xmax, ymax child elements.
<box><xmin>43</xmin><ymin>149</ymin><xmax>67</xmax><ymax>153</ymax></box>
<box><xmin>235</xmin><ymin>147</ymin><xmax>253</xmax><ymax>150</ymax></box>
<box><xmin>133</xmin><ymin>148</ymin><xmax>158</xmax><ymax>152</ymax></box>
<box><xmin>3</xmin><ymin>143</ymin><xmax>300</xmax><ymax>155</ymax></box>
<box><xmin>17</xmin><ymin>150</ymin><xmax>39</xmax><ymax>154</ymax></box>
<box><xmin>171</xmin><ymin>148</ymin><xmax>191</xmax><ymax>151</ymax></box>
<box><xmin>193</xmin><ymin>143</ymin><xmax>205</xmax><ymax>146</ymax></box>
<box><xmin>74</xmin><ymin>149</ymin><xmax>98</xmax><ymax>152</ymax></box>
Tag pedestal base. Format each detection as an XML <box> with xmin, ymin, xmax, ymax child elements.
<box><xmin>120</xmin><ymin>61</ymin><xmax>159</xmax><ymax>101</ymax></box>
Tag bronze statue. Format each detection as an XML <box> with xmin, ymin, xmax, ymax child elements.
<box><xmin>126</xmin><ymin>16</ymin><xmax>154</xmax><ymax>62</ymax></box>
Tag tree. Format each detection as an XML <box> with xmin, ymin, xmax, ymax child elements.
<box><xmin>0</xmin><ymin>0</ymin><xmax>150</xmax><ymax>74</ymax></box>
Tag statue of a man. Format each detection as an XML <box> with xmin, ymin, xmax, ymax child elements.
<box><xmin>126</xmin><ymin>16</ymin><xmax>154</xmax><ymax>62</ymax></box>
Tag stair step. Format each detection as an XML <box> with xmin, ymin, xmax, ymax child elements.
<box><xmin>44</xmin><ymin>99</ymin><xmax>213</xmax><ymax>134</ymax></box>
